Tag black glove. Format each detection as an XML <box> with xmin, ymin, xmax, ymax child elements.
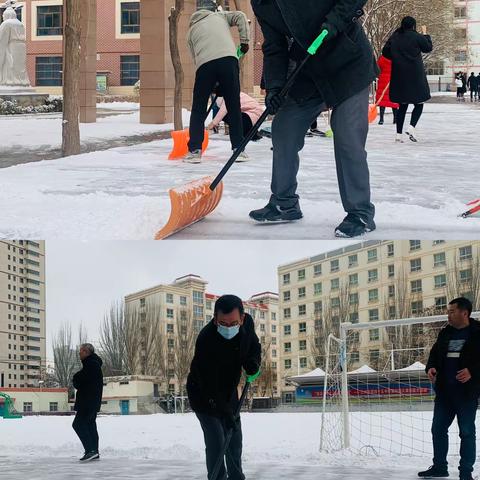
<box><xmin>265</xmin><ymin>89</ymin><xmax>285</xmax><ymax>115</ymax></box>
<box><xmin>240</xmin><ymin>43</ymin><xmax>250</xmax><ymax>54</ymax></box>
<box><xmin>320</xmin><ymin>22</ymin><xmax>339</xmax><ymax>42</ymax></box>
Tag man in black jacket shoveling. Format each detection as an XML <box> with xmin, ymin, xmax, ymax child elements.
<box><xmin>72</xmin><ymin>343</ymin><xmax>103</xmax><ymax>462</ymax></box>
<box><xmin>249</xmin><ymin>0</ymin><xmax>378</xmax><ymax>238</ymax></box>
<box><xmin>187</xmin><ymin>295</ymin><xmax>261</xmax><ymax>480</ymax></box>
<box><xmin>419</xmin><ymin>298</ymin><xmax>480</xmax><ymax>480</ymax></box>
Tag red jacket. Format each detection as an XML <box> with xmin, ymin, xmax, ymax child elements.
<box><xmin>376</xmin><ymin>56</ymin><xmax>399</xmax><ymax>108</ymax></box>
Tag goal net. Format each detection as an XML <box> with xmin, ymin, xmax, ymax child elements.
<box><xmin>319</xmin><ymin>312</ymin><xmax>479</xmax><ymax>457</ymax></box>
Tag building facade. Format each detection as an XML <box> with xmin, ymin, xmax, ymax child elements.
<box><xmin>0</xmin><ymin>387</ymin><xmax>69</xmax><ymax>414</ymax></box>
<box><xmin>277</xmin><ymin>240</ymin><xmax>480</xmax><ymax>402</ymax></box>
<box><xmin>0</xmin><ymin>241</ymin><xmax>46</xmax><ymax>389</ymax></box>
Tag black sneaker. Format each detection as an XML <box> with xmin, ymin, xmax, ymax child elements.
<box><xmin>249</xmin><ymin>203</ymin><xmax>303</xmax><ymax>223</ymax></box>
<box><xmin>335</xmin><ymin>214</ymin><xmax>376</xmax><ymax>238</ymax></box>
<box><xmin>418</xmin><ymin>466</ymin><xmax>449</xmax><ymax>478</ymax></box>
<box><xmin>378</xmin><ymin>119</ymin><xmax>384</xmax><ymax>125</ymax></box>
<box><xmin>310</xmin><ymin>128</ymin><xmax>327</xmax><ymax>137</ymax></box>
<box><xmin>80</xmin><ymin>451</ymin><xmax>100</xmax><ymax>462</ymax></box>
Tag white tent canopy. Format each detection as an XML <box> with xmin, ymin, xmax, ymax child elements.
<box><xmin>395</xmin><ymin>361</ymin><xmax>426</xmax><ymax>371</ymax></box>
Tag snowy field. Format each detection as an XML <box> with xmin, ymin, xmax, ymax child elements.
<box><xmin>1</xmin><ymin>411</ymin><xmax>476</xmax><ymax>480</ymax></box>
<box><xmin>0</xmin><ymin>102</ymin><xmax>478</xmax><ymax>239</ymax></box>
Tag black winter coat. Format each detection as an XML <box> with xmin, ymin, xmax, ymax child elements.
<box><xmin>467</xmin><ymin>74</ymin><xmax>478</xmax><ymax>90</ymax></box>
<box><xmin>252</xmin><ymin>0</ymin><xmax>379</xmax><ymax>108</ymax></box>
<box><xmin>187</xmin><ymin>314</ymin><xmax>261</xmax><ymax>416</ymax></box>
<box><xmin>73</xmin><ymin>353</ymin><xmax>104</xmax><ymax>413</ymax></box>
<box><xmin>426</xmin><ymin>318</ymin><xmax>480</xmax><ymax>399</ymax></box>
<box><xmin>382</xmin><ymin>30</ymin><xmax>433</xmax><ymax>104</ymax></box>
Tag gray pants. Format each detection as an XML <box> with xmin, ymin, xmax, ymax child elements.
<box><xmin>270</xmin><ymin>87</ymin><xmax>375</xmax><ymax>221</ymax></box>
<box><xmin>196</xmin><ymin>413</ymin><xmax>245</xmax><ymax>480</ymax></box>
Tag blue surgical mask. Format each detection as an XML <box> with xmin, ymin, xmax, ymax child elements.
<box><xmin>217</xmin><ymin>324</ymin><xmax>240</xmax><ymax>340</ymax></box>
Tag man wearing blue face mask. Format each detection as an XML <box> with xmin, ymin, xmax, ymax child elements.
<box><xmin>187</xmin><ymin>294</ymin><xmax>261</xmax><ymax>480</ymax></box>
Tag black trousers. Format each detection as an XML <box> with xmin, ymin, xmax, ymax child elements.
<box><xmin>72</xmin><ymin>410</ymin><xmax>99</xmax><ymax>453</ymax></box>
<box><xmin>196</xmin><ymin>412</ymin><xmax>245</xmax><ymax>480</ymax></box>
<box><xmin>396</xmin><ymin>103</ymin><xmax>424</xmax><ymax>134</ymax></box>
<box><xmin>223</xmin><ymin>112</ymin><xmax>262</xmax><ymax>141</ymax></box>
<box><xmin>189</xmin><ymin>57</ymin><xmax>243</xmax><ymax>152</ymax></box>
<box><xmin>379</xmin><ymin>106</ymin><xmax>397</xmax><ymax>123</ymax></box>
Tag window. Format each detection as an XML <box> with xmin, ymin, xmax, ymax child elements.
<box><xmin>272</xmin><ymin>312</ymin><xmax>276</xmax><ymax>321</ymax></box>
<box><xmin>166</xmin><ymin>293</ymin><xmax>174</xmax><ymax>304</ymax></box>
<box><xmin>167</xmin><ymin>323</ymin><xmax>174</xmax><ymax>334</ymax></box>
<box><xmin>411</xmin><ymin>279</ymin><xmax>422</xmax><ymax>293</ymax></box>
<box><xmin>284</xmin><ymin>325</ymin><xmax>291</xmax><ymax>335</ymax></box>
<box><xmin>283</xmin><ymin>273</ymin><xmax>290</xmax><ymax>285</ymax></box>
<box><xmin>314</xmin><ymin>301</ymin><xmax>322</xmax><ymax>314</ymax></box>
<box><xmin>283</xmin><ymin>308</ymin><xmax>291</xmax><ymax>319</ymax></box>
<box><xmin>434</xmin><ymin>252</ymin><xmax>446</xmax><ymax>267</ymax></box>
<box><xmin>283</xmin><ymin>291</ymin><xmax>291</xmax><ymax>302</ymax></box>
<box><xmin>299</xmin><ymin>340</ymin><xmax>307</xmax><ymax>351</ymax></box>
<box><xmin>271</xmin><ymin>324</ymin><xmax>277</xmax><ymax>333</ymax></box>
<box><xmin>166</xmin><ymin>308</ymin><xmax>174</xmax><ymax>319</ymax></box>
<box><xmin>331</xmin><ymin>297</ymin><xmax>340</xmax><ymax>309</ymax></box>
<box><xmin>455</xmin><ymin>6</ymin><xmax>467</xmax><ymax>18</ymax></box>
<box><xmin>348</xmin><ymin>254</ymin><xmax>358</xmax><ymax>268</ymax></box>
<box><xmin>426</xmin><ymin>61</ymin><xmax>445</xmax><ymax>77</ymax></box>
<box><xmin>298</xmin><ymin>269</ymin><xmax>306</xmax><ymax>281</ymax></box>
<box><xmin>35</xmin><ymin>57</ymin><xmax>62</xmax><ymax>86</ymax></box>
<box><xmin>193</xmin><ymin>305</ymin><xmax>204</xmax><ymax>318</ymax></box>
<box><xmin>284</xmin><ymin>342</ymin><xmax>291</xmax><ymax>353</ymax></box>
<box><xmin>455</xmin><ymin>28</ymin><xmax>467</xmax><ymax>40</ymax></box>
<box><xmin>368</xmin><ymin>269</ymin><xmax>378</xmax><ymax>283</ymax></box>
<box><xmin>284</xmin><ymin>359</ymin><xmax>292</xmax><ymax>370</ymax></box>
<box><xmin>121</xmin><ymin>1</ymin><xmax>140</xmax><ymax>34</ymax></box>
<box><xmin>459</xmin><ymin>246</ymin><xmax>472</xmax><ymax>261</ymax></box>
<box><xmin>349</xmin><ymin>293</ymin><xmax>358</xmax><ymax>305</ymax></box>
<box><xmin>349</xmin><ymin>273</ymin><xmax>358</xmax><ymax>286</ymax></box>
<box><xmin>410</xmin><ymin>240</ymin><xmax>421</xmax><ymax>251</ymax></box>
<box><xmin>23</xmin><ymin>402</ymin><xmax>32</xmax><ymax>413</ymax></box>
<box><xmin>180</xmin><ymin>296</ymin><xmax>187</xmax><ymax>306</ymax></box>
<box><xmin>368</xmin><ymin>289</ymin><xmax>379</xmax><ymax>302</ymax></box>
<box><xmin>460</xmin><ymin>269</ymin><xmax>472</xmax><ymax>283</ymax></box>
<box><xmin>411</xmin><ymin>301</ymin><xmax>423</xmax><ymax>315</ymax></box>
<box><xmin>350</xmin><ymin>312</ymin><xmax>359</xmax><ymax>323</ymax></box>
<box><xmin>314</xmin><ymin>264</ymin><xmax>322</xmax><ymax>276</ymax></box>
<box><xmin>314</xmin><ymin>282</ymin><xmax>322</xmax><ymax>296</ymax></box>
<box><xmin>120</xmin><ymin>55</ymin><xmax>140</xmax><ymax>86</ymax></box>
<box><xmin>369</xmin><ymin>309</ymin><xmax>379</xmax><ymax>322</ymax></box>
<box><xmin>410</xmin><ymin>258</ymin><xmax>421</xmax><ymax>272</ymax></box>
<box><xmin>350</xmin><ymin>351</ymin><xmax>360</xmax><ymax>363</ymax></box>
<box><xmin>369</xmin><ymin>350</ymin><xmax>380</xmax><ymax>363</ymax></box>
<box><xmin>298</xmin><ymin>287</ymin><xmax>306</xmax><ymax>299</ymax></box>
<box><xmin>298</xmin><ymin>305</ymin><xmax>306</xmax><ymax>316</ymax></box>
<box><xmin>37</xmin><ymin>5</ymin><xmax>63</xmax><ymax>36</ymax></box>
<box><xmin>388</xmin><ymin>285</ymin><xmax>395</xmax><ymax>298</ymax></box>
<box><xmin>49</xmin><ymin>402</ymin><xmax>58</xmax><ymax>412</ymax></box>
<box><xmin>455</xmin><ymin>50</ymin><xmax>467</xmax><ymax>63</ymax></box>
<box><xmin>272</xmin><ymin>349</ymin><xmax>277</xmax><ymax>358</ymax></box>
<box><xmin>299</xmin><ymin>357</ymin><xmax>307</xmax><ymax>369</ymax></box>
<box><xmin>330</xmin><ymin>259</ymin><xmax>339</xmax><ymax>273</ymax></box>
<box><xmin>299</xmin><ymin>322</ymin><xmax>306</xmax><ymax>333</ymax></box>
<box><xmin>367</xmin><ymin>249</ymin><xmax>378</xmax><ymax>262</ymax></box>
<box><xmin>331</xmin><ymin>278</ymin><xmax>339</xmax><ymax>291</ymax></box>
<box><xmin>389</xmin><ymin>306</ymin><xmax>396</xmax><ymax>319</ymax></box>
<box><xmin>369</xmin><ymin>329</ymin><xmax>380</xmax><ymax>341</ymax></box>
<box><xmin>387</xmin><ymin>243</ymin><xmax>394</xmax><ymax>257</ymax></box>
<box><xmin>435</xmin><ymin>296</ymin><xmax>447</xmax><ymax>310</ymax></box>
<box><xmin>434</xmin><ymin>274</ymin><xmax>447</xmax><ymax>289</ymax></box>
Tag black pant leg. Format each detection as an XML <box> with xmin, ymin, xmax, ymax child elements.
<box><xmin>73</xmin><ymin>412</ymin><xmax>91</xmax><ymax>453</ymax></box>
<box><xmin>379</xmin><ymin>106</ymin><xmax>385</xmax><ymax>122</ymax></box>
<box><xmin>396</xmin><ymin>104</ymin><xmax>409</xmax><ymax>133</ymax></box>
<box><xmin>86</xmin><ymin>412</ymin><xmax>99</xmax><ymax>453</ymax></box>
<box><xmin>410</xmin><ymin>103</ymin><xmax>424</xmax><ymax>127</ymax></box>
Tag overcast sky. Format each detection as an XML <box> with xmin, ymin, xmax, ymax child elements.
<box><xmin>45</xmin><ymin>240</ymin><xmax>355</xmax><ymax>358</ymax></box>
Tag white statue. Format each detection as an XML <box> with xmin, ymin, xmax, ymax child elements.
<box><xmin>0</xmin><ymin>4</ymin><xmax>31</xmax><ymax>87</ymax></box>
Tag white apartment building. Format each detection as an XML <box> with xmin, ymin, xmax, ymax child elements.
<box><xmin>0</xmin><ymin>241</ymin><xmax>46</xmax><ymax>389</ymax></box>
<box><xmin>277</xmin><ymin>240</ymin><xmax>480</xmax><ymax>402</ymax></box>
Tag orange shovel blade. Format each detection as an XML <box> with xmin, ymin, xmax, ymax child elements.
<box><xmin>168</xmin><ymin>129</ymin><xmax>210</xmax><ymax>160</ymax></box>
<box><xmin>368</xmin><ymin>104</ymin><xmax>378</xmax><ymax>123</ymax></box>
<box><xmin>154</xmin><ymin>176</ymin><xmax>224</xmax><ymax>239</ymax></box>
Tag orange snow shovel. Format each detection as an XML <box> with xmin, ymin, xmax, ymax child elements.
<box><xmin>154</xmin><ymin>30</ymin><xmax>330</xmax><ymax>240</ymax></box>
<box><xmin>368</xmin><ymin>82</ymin><xmax>391</xmax><ymax>123</ymax></box>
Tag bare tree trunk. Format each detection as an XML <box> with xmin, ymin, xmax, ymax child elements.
<box><xmin>62</xmin><ymin>0</ymin><xmax>81</xmax><ymax>156</ymax></box>
<box><xmin>169</xmin><ymin>1</ymin><xmax>185</xmax><ymax>131</ymax></box>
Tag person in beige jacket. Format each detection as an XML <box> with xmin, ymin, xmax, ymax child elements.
<box><xmin>184</xmin><ymin>0</ymin><xmax>250</xmax><ymax>163</ymax></box>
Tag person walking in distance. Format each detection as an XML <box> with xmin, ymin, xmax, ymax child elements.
<box><xmin>418</xmin><ymin>298</ymin><xmax>480</xmax><ymax>480</ymax></box>
<box><xmin>467</xmin><ymin>72</ymin><xmax>478</xmax><ymax>102</ymax></box>
<box><xmin>383</xmin><ymin>17</ymin><xmax>433</xmax><ymax>143</ymax></box>
<box><xmin>376</xmin><ymin>54</ymin><xmax>399</xmax><ymax>125</ymax></box>
<box><xmin>72</xmin><ymin>343</ymin><xmax>103</xmax><ymax>462</ymax></box>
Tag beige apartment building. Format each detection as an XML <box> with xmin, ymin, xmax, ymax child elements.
<box><xmin>277</xmin><ymin>240</ymin><xmax>480</xmax><ymax>402</ymax></box>
<box><xmin>0</xmin><ymin>241</ymin><xmax>46</xmax><ymax>389</ymax></box>
<box><xmin>124</xmin><ymin>275</ymin><xmax>279</xmax><ymax>398</ymax></box>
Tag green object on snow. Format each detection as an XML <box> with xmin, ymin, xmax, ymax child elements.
<box><xmin>237</xmin><ymin>45</ymin><xmax>245</xmax><ymax>59</ymax></box>
<box><xmin>246</xmin><ymin>370</ymin><xmax>261</xmax><ymax>383</ymax></box>
<box><xmin>307</xmin><ymin>29</ymin><xmax>329</xmax><ymax>56</ymax></box>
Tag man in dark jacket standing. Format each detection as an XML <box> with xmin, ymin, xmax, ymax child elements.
<box><xmin>72</xmin><ymin>343</ymin><xmax>103</xmax><ymax>462</ymax></box>
<box><xmin>187</xmin><ymin>295</ymin><xmax>261</xmax><ymax>480</ymax></box>
<box><xmin>249</xmin><ymin>0</ymin><xmax>378</xmax><ymax>238</ymax></box>
<box><xmin>419</xmin><ymin>298</ymin><xmax>480</xmax><ymax>480</ymax></box>
<box><xmin>467</xmin><ymin>73</ymin><xmax>478</xmax><ymax>102</ymax></box>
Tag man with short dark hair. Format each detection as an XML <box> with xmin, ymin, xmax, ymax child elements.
<box><xmin>419</xmin><ymin>298</ymin><xmax>480</xmax><ymax>480</ymax></box>
<box><xmin>72</xmin><ymin>343</ymin><xmax>103</xmax><ymax>462</ymax></box>
<box><xmin>187</xmin><ymin>294</ymin><xmax>261</xmax><ymax>480</ymax></box>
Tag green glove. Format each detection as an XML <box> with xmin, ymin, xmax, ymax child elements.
<box><xmin>246</xmin><ymin>369</ymin><xmax>261</xmax><ymax>383</ymax></box>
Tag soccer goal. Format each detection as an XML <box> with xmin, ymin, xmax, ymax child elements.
<box><xmin>319</xmin><ymin>312</ymin><xmax>480</xmax><ymax>457</ymax></box>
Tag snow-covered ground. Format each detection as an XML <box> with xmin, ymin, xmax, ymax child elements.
<box><xmin>0</xmin><ymin>411</ymin><xmax>474</xmax><ymax>479</ymax></box>
<box><xmin>0</xmin><ymin>103</ymin><xmax>478</xmax><ymax>240</ymax></box>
